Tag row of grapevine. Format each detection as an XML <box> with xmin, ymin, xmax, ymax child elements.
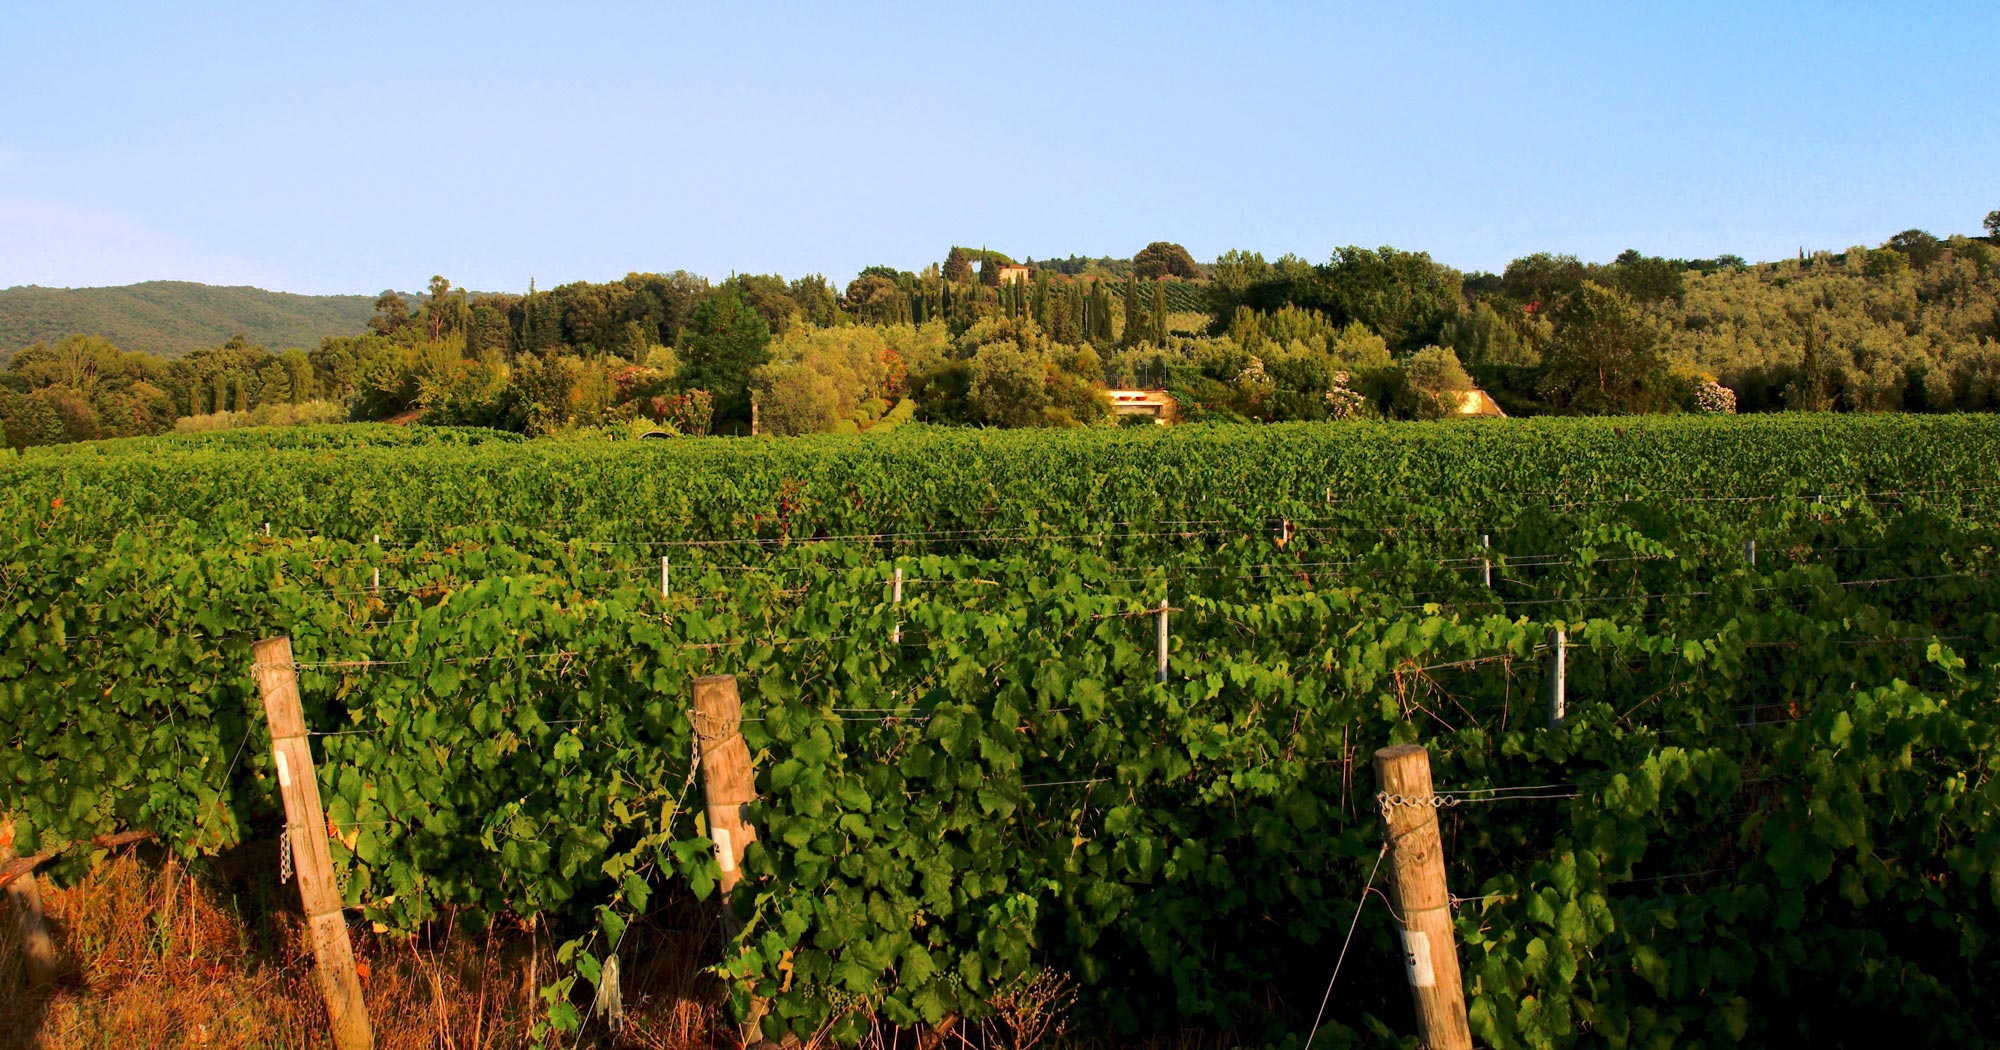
<box><xmin>3</xmin><ymin>415</ymin><xmax>1999</xmax><ymax>1046</ymax></box>
<box><xmin>10</xmin><ymin>415</ymin><xmax>2000</xmax><ymax>549</ymax></box>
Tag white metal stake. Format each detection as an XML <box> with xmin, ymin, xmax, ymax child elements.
<box><xmin>1745</xmin><ymin>539</ymin><xmax>1756</xmax><ymax>567</ymax></box>
<box><xmin>661</xmin><ymin>555</ymin><xmax>670</xmax><ymax>600</ymax></box>
<box><xmin>264</xmin><ymin>521</ymin><xmax>271</xmax><ymax>537</ymax></box>
<box><xmin>372</xmin><ymin>535</ymin><xmax>380</xmax><ymax>594</ymax></box>
<box><xmin>1156</xmin><ymin>599</ymin><xmax>1170</xmax><ymax>684</ymax></box>
<box><xmin>1481</xmin><ymin>534</ymin><xmax>1492</xmax><ymax>588</ymax></box>
<box><xmin>1549</xmin><ymin>628</ymin><xmax>1567</xmax><ymax>729</ymax></box>
<box><xmin>890</xmin><ymin>566</ymin><xmax>904</xmax><ymax>645</ymax></box>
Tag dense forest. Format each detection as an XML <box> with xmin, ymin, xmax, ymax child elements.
<box><xmin>0</xmin><ymin>281</ymin><xmax>378</xmax><ymax>357</ymax></box>
<box><xmin>4</xmin><ymin>216</ymin><xmax>1999</xmax><ymax>449</ymax></box>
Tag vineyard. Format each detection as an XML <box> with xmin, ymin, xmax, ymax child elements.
<box><xmin>4</xmin><ymin>415</ymin><xmax>2000</xmax><ymax>1047</ymax></box>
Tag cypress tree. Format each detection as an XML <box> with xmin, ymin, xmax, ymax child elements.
<box><xmin>516</xmin><ymin>280</ymin><xmax>536</xmax><ymax>354</ymax></box>
<box><xmin>1089</xmin><ymin>280</ymin><xmax>1114</xmax><ymax>345</ymax></box>
<box><xmin>1151</xmin><ymin>282</ymin><xmax>1169</xmax><ymax>345</ymax></box>
<box><xmin>1121</xmin><ymin>275</ymin><xmax>1140</xmax><ymax>347</ymax></box>
<box><xmin>531</xmin><ymin>290</ymin><xmax>561</xmax><ymax>353</ymax></box>
<box><xmin>1050</xmin><ymin>287</ymin><xmax>1076</xmax><ymax>343</ymax></box>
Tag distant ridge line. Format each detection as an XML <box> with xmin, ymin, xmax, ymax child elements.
<box><xmin>0</xmin><ymin>280</ymin><xmax>380</xmax><ymax>357</ymax></box>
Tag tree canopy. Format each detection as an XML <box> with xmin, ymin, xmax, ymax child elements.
<box><xmin>1133</xmin><ymin>242</ymin><xmax>1201</xmax><ymax>280</ymax></box>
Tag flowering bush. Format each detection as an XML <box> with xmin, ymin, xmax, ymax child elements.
<box><xmin>1324</xmin><ymin>371</ymin><xmax>1368</xmax><ymax>419</ymax></box>
<box><xmin>1695</xmin><ymin>379</ymin><xmax>1737</xmax><ymax>414</ymax></box>
<box><xmin>649</xmin><ymin>388</ymin><xmax>714</xmax><ymax>436</ymax></box>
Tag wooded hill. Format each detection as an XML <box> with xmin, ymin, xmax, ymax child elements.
<box><xmin>7</xmin><ymin>221</ymin><xmax>2000</xmax><ymax>449</ymax></box>
<box><xmin>0</xmin><ymin>281</ymin><xmax>378</xmax><ymax>357</ymax></box>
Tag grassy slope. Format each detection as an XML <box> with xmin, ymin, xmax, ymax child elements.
<box><xmin>0</xmin><ymin>281</ymin><xmax>378</xmax><ymax>357</ymax></box>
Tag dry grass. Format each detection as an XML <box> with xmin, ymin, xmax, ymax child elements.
<box><xmin>0</xmin><ymin>851</ymin><xmax>1230</xmax><ymax>1050</ymax></box>
<box><xmin>0</xmin><ymin>849</ymin><xmax>729</xmax><ymax>1050</ymax></box>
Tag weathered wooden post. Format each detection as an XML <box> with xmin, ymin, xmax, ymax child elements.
<box><xmin>252</xmin><ymin>637</ymin><xmax>373</xmax><ymax>1050</ymax></box>
<box><xmin>0</xmin><ymin>819</ymin><xmax>56</xmax><ymax>986</ymax></box>
<box><xmin>1373</xmin><ymin>745</ymin><xmax>1472</xmax><ymax>1050</ymax></box>
<box><xmin>1549</xmin><ymin>627</ymin><xmax>1568</xmax><ymax>729</ymax></box>
<box><xmin>693</xmin><ymin>674</ymin><xmax>758</xmax><ymax>897</ymax></box>
<box><xmin>890</xmin><ymin>566</ymin><xmax>905</xmax><ymax>645</ymax></box>
<box><xmin>692</xmin><ymin>673</ymin><xmax>768</xmax><ymax>1040</ymax></box>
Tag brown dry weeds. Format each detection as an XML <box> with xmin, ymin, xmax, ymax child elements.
<box><xmin>0</xmin><ymin>850</ymin><xmax>726</xmax><ymax>1050</ymax></box>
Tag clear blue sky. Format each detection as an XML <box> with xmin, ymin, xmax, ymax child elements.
<box><xmin>2</xmin><ymin>1</ymin><xmax>1995</xmax><ymax>295</ymax></box>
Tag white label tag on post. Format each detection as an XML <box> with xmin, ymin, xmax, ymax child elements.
<box><xmin>713</xmin><ymin>826</ymin><xmax>735</xmax><ymax>872</ymax></box>
<box><xmin>1402</xmin><ymin>929</ymin><xmax>1436</xmax><ymax>988</ymax></box>
<box><xmin>274</xmin><ymin>750</ymin><xmax>291</xmax><ymax>788</ymax></box>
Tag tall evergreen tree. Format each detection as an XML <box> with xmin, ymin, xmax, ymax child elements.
<box><xmin>1090</xmin><ymin>281</ymin><xmax>1115</xmax><ymax>345</ymax></box>
<box><xmin>514</xmin><ymin>279</ymin><xmax>536</xmax><ymax>354</ymax></box>
<box><xmin>1121</xmin><ymin>275</ymin><xmax>1141</xmax><ymax>347</ymax></box>
<box><xmin>944</xmin><ymin>247</ymin><xmax>973</xmax><ymax>284</ymax></box>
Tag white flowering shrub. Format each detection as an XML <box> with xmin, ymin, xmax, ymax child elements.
<box><xmin>1695</xmin><ymin>379</ymin><xmax>1737</xmax><ymax>414</ymax></box>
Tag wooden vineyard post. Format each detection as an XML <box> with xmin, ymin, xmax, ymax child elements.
<box><xmin>1156</xmin><ymin>599</ymin><xmax>1170</xmax><ymax>684</ymax></box>
<box><xmin>252</xmin><ymin>637</ymin><xmax>373</xmax><ymax>1050</ymax></box>
<box><xmin>1745</xmin><ymin>538</ymin><xmax>1757</xmax><ymax>567</ymax></box>
<box><xmin>1548</xmin><ymin>627</ymin><xmax>1568</xmax><ymax>729</ymax></box>
<box><xmin>693</xmin><ymin>674</ymin><xmax>758</xmax><ymax>897</ymax></box>
<box><xmin>0</xmin><ymin>820</ymin><xmax>56</xmax><ymax>986</ymax></box>
<box><xmin>1480</xmin><ymin>534</ymin><xmax>1492</xmax><ymax>588</ymax></box>
<box><xmin>891</xmin><ymin>566</ymin><xmax>905</xmax><ymax>645</ymax></box>
<box><xmin>692</xmin><ymin>674</ymin><xmax>768</xmax><ymax>1039</ymax></box>
<box><xmin>1373</xmin><ymin>745</ymin><xmax>1473</xmax><ymax>1050</ymax></box>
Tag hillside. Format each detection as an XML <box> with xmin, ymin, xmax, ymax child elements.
<box><xmin>0</xmin><ymin>281</ymin><xmax>378</xmax><ymax>356</ymax></box>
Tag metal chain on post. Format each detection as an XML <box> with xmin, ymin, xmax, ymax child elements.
<box><xmin>279</xmin><ymin>825</ymin><xmax>294</xmax><ymax>884</ymax></box>
<box><xmin>1376</xmin><ymin>791</ymin><xmax>1461</xmax><ymax>819</ymax></box>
